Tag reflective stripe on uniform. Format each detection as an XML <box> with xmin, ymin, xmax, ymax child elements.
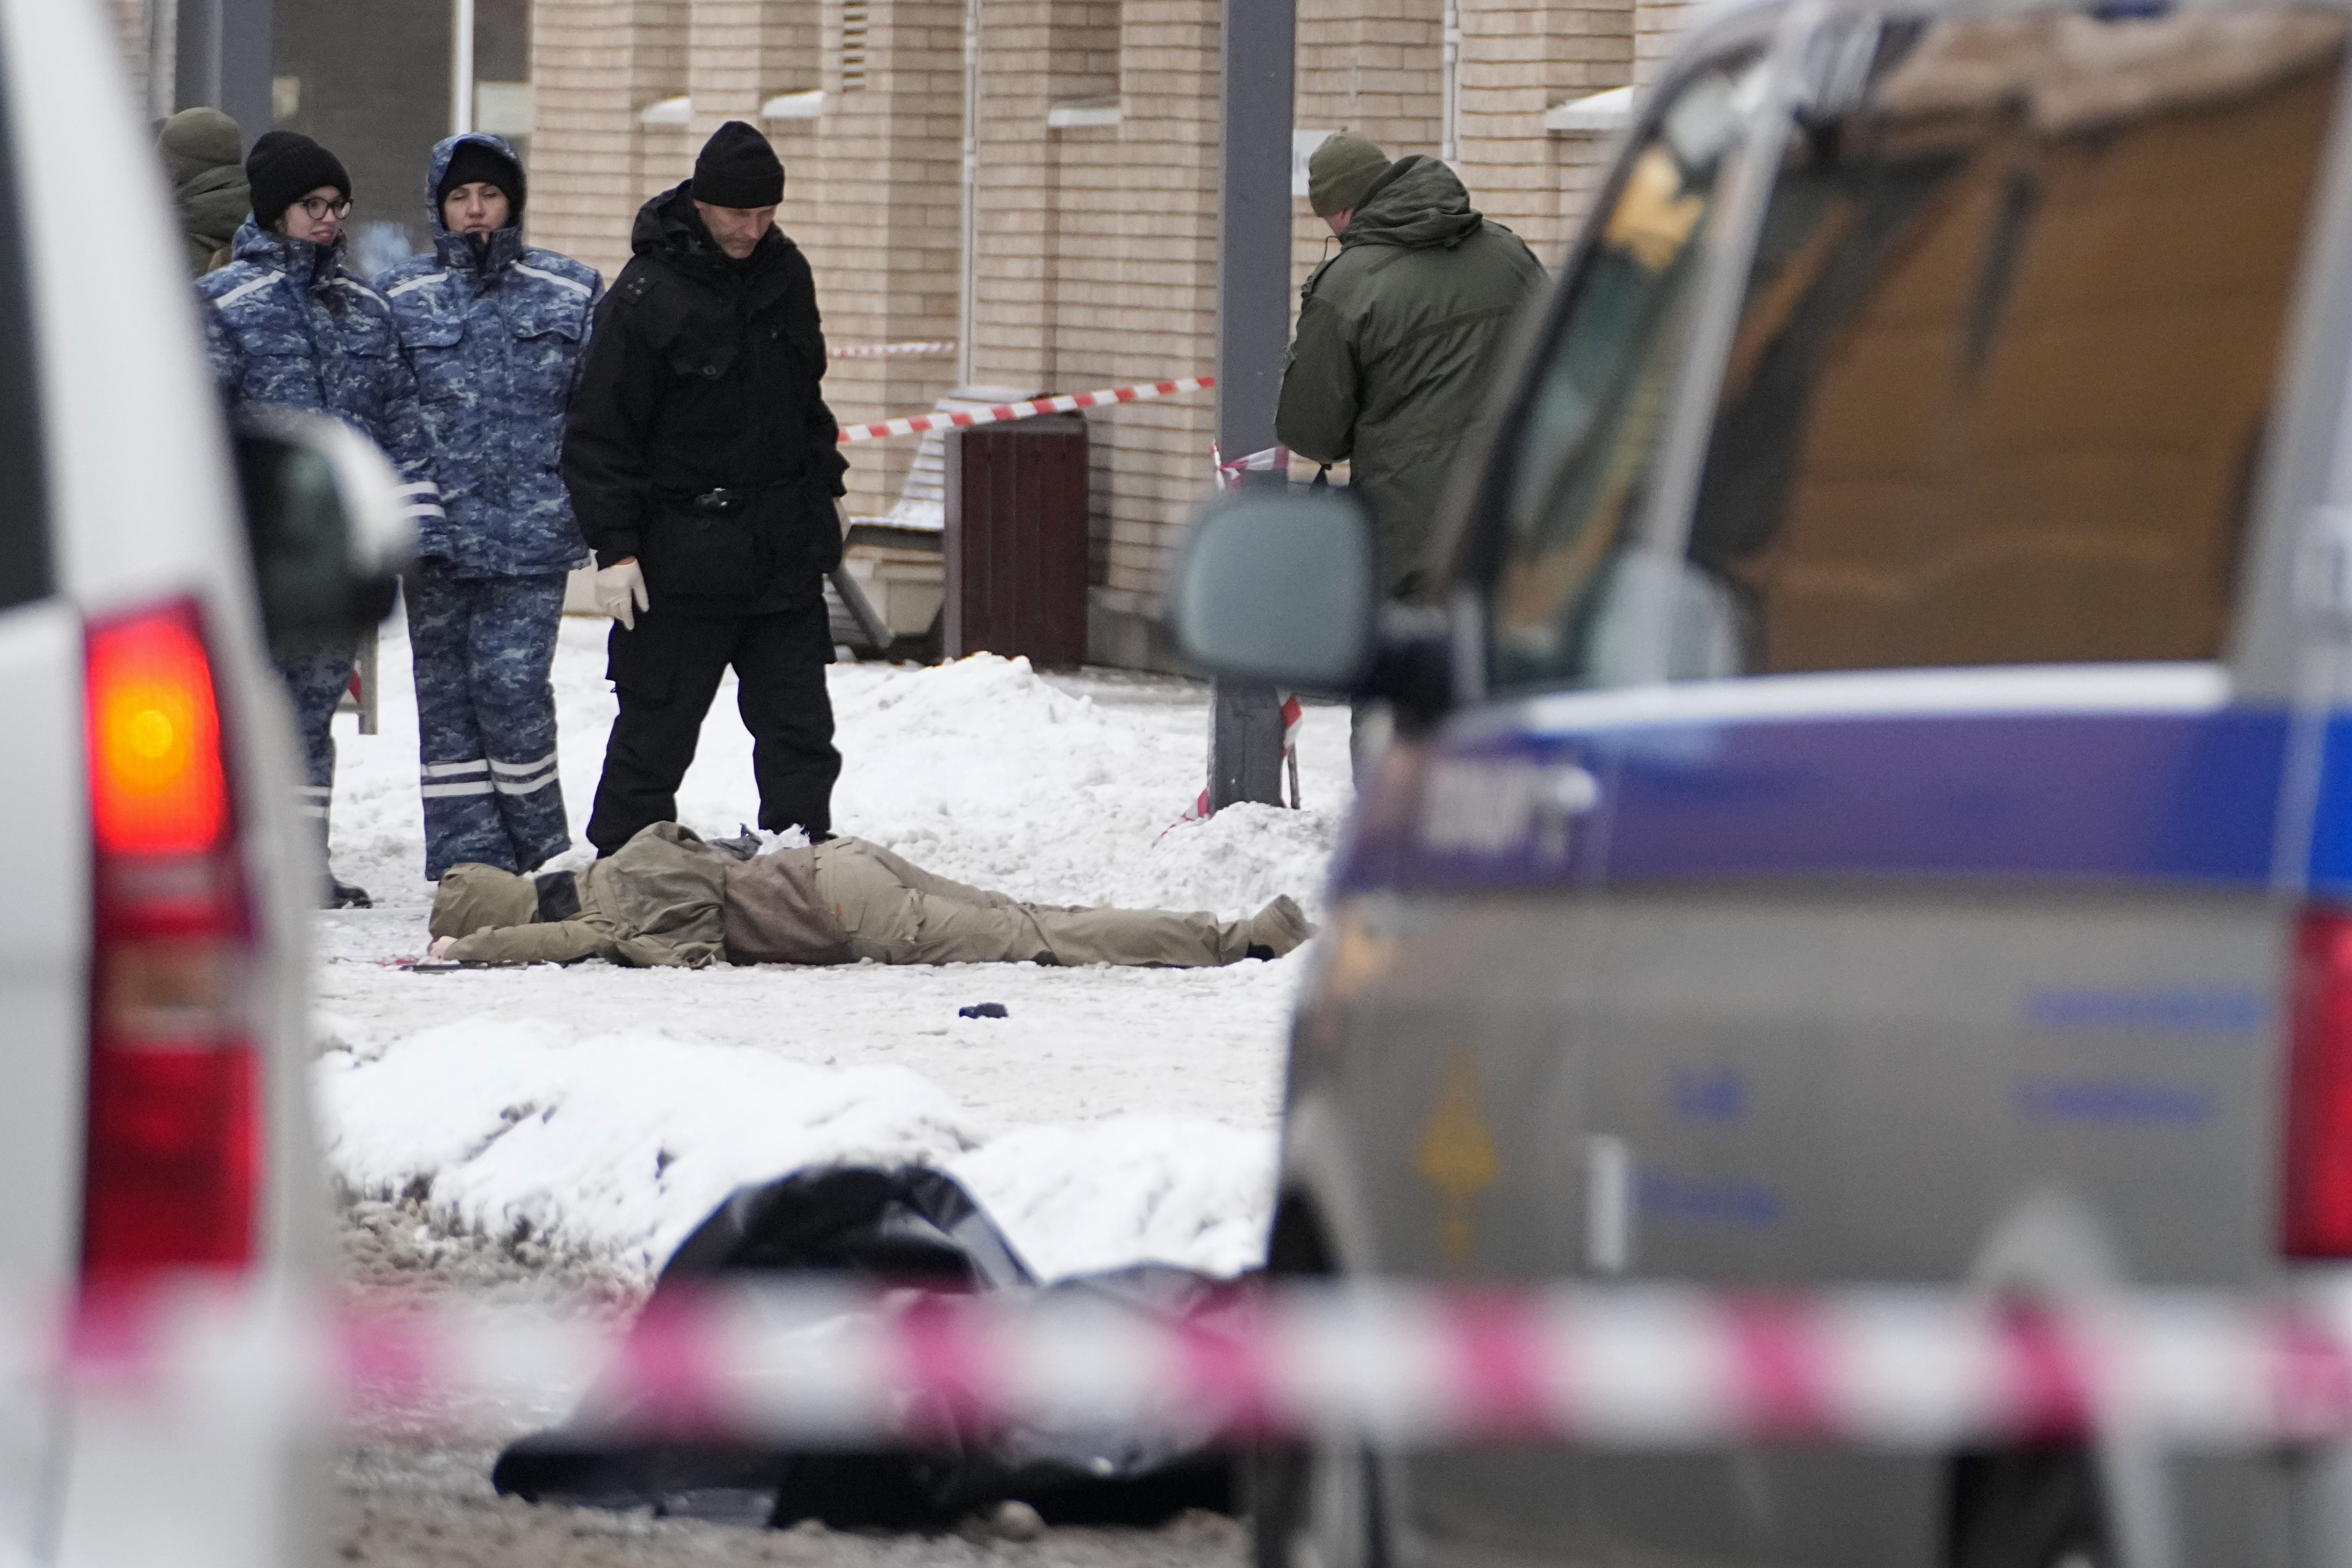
<box><xmin>492</xmin><ymin>769</ymin><xmax>558</xmax><ymax>796</ymax></box>
<box><xmin>422</xmin><ymin>759</ymin><xmax>489</xmax><ymax>777</ymax></box>
<box><xmin>420</xmin><ymin>780</ymin><xmax>496</xmax><ymax>798</ymax></box>
<box><xmin>212</xmin><ymin>272</ymin><xmax>279</xmax><ymax>309</ymax></box>
<box><xmin>385</xmin><ymin>272</ymin><xmax>448</xmax><ymax>298</ymax></box>
<box><xmin>488</xmin><ymin>752</ymin><xmax>556</xmax><ymax>776</ymax></box>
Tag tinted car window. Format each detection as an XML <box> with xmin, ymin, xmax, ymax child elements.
<box><xmin>1485</xmin><ymin>52</ymin><xmax>1766</xmax><ymax>692</ymax></box>
<box><xmin>1484</xmin><ymin>8</ymin><xmax>2342</xmax><ymax>692</ymax></box>
<box><xmin>1687</xmin><ymin>7</ymin><xmax>2338</xmax><ymax>676</ymax></box>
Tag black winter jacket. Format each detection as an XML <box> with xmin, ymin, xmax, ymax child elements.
<box><xmin>562</xmin><ymin>183</ymin><xmax>849</xmax><ymax>613</ymax></box>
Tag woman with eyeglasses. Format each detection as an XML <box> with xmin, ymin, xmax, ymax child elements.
<box><xmin>199</xmin><ymin>130</ymin><xmax>443</xmax><ymax>909</ymax></box>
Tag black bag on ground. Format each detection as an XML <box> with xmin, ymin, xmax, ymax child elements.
<box><xmin>491</xmin><ymin>1165</ymin><xmax>1241</xmax><ymax>1530</ymax></box>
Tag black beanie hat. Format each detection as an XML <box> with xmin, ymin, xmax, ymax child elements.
<box><xmin>438</xmin><ymin>139</ymin><xmax>524</xmax><ymax>224</ymax></box>
<box><xmin>247</xmin><ymin>130</ymin><xmax>350</xmax><ymax>231</ymax></box>
<box><xmin>691</xmin><ymin>121</ymin><xmax>784</xmax><ymax>209</ymax></box>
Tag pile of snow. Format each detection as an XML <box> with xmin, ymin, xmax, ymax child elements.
<box><xmin>318</xmin><ymin>1019</ymin><xmax>1275</xmax><ymax>1280</ymax></box>
<box><xmin>312</xmin><ymin>610</ymin><xmax>1344</xmax><ymax>1284</ymax></box>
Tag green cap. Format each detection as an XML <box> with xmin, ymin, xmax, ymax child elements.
<box><xmin>1308</xmin><ymin>132</ymin><xmax>1390</xmax><ymax>218</ymax></box>
<box><xmin>431</xmin><ymin>863</ymin><xmax>540</xmax><ymax>939</ymax></box>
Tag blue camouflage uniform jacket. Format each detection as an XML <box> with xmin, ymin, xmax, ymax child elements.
<box><xmin>374</xmin><ymin>134</ymin><xmax>602</xmax><ymax>578</ymax></box>
<box><xmin>199</xmin><ymin>221</ymin><xmax>443</xmax><ymax>530</ymax></box>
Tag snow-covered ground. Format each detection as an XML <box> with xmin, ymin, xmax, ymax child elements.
<box><xmin>312</xmin><ymin>605</ymin><xmax>1352</xmax><ymax>1281</ymax></box>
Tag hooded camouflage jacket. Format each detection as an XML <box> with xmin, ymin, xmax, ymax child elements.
<box><xmin>375</xmin><ymin>134</ymin><xmax>602</xmax><ymax>577</ymax></box>
<box><xmin>201</xmin><ymin>223</ymin><xmax>442</xmax><ymax>526</ymax></box>
<box><xmin>1276</xmin><ymin>155</ymin><xmax>1544</xmax><ymax>599</ymax></box>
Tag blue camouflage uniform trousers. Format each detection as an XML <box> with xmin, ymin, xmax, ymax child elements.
<box><xmin>408</xmin><ymin>568</ymin><xmax>571</xmax><ymax>880</ymax></box>
<box><xmin>275</xmin><ymin>640</ymin><xmax>359</xmax><ymax>843</ymax></box>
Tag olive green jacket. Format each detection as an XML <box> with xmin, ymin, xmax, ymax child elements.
<box><xmin>158</xmin><ymin>108</ymin><xmax>249</xmax><ymax>277</ymax></box>
<box><xmin>1276</xmin><ymin>156</ymin><xmax>1544</xmax><ymax>598</ymax></box>
<box><xmin>443</xmin><ymin>822</ymin><xmax>729</xmax><ymax>968</ymax></box>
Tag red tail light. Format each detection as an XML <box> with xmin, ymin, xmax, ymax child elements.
<box><xmin>81</xmin><ymin>599</ymin><xmax>259</xmax><ymax>1283</ymax></box>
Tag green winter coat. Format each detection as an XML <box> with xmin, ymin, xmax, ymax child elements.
<box><xmin>440</xmin><ymin>822</ymin><xmax>730</xmax><ymax>968</ymax></box>
<box><xmin>1276</xmin><ymin>155</ymin><xmax>1544</xmax><ymax>598</ymax></box>
<box><xmin>158</xmin><ymin>108</ymin><xmax>250</xmax><ymax>277</ymax></box>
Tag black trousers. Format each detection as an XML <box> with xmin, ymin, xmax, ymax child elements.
<box><xmin>586</xmin><ymin>590</ymin><xmax>840</xmax><ymax>855</ymax></box>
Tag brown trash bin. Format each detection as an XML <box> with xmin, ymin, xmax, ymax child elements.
<box><xmin>943</xmin><ymin>414</ymin><xmax>1089</xmax><ymax>667</ymax></box>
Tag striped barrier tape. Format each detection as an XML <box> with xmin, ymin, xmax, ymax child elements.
<box><xmin>1213</xmin><ymin>443</ymin><xmax>1289</xmax><ymax>488</ymax></box>
<box><xmin>37</xmin><ymin>1280</ymin><xmax>2352</xmax><ymax>1449</ymax></box>
<box><xmin>838</xmin><ymin>377</ymin><xmax>1215</xmax><ymax>444</ymax></box>
<box><xmin>830</xmin><ymin>340</ymin><xmax>960</xmax><ymax>360</ymax></box>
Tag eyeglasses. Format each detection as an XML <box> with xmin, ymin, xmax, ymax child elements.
<box><xmin>296</xmin><ymin>195</ymin><xmax>354</xmax><ymax>220</ymax></box>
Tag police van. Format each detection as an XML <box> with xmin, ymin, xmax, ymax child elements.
<box><xmin>0</xmin><ymin>1</ymin><xmax>404</xmax><ymax>1563</ymax></box>
<box><xmin>1174</xmin><ymin>1</ymin><xmax>2352</xmax><ymax>1566</ymax></box>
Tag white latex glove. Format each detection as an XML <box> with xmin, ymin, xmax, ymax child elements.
<box><xmin>429</xmin><ymin>935</ymin><xmax>455</xmax><ymax>959</ymax></box>
<box><xmin>595</xmin><ymin>558</ymin><xmax>650</xmax><ymax>629</ymax></box>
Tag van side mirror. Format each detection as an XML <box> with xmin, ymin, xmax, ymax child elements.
<box><xmin>1169</xmin><ymin>487</ymin><xmax>1378</xmax><ymax>691</ymax></box>
<box><xmin>1169</xmin><ymin>485</ymin><xmax>1458</xmax><ymax>728</ymax></box>
<box><xmin>230</xmin><ymin>407</ymin><xmax>413</xmax><ymax>647</ymax></box>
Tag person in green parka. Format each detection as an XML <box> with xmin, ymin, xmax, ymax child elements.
<box><xmin>157</xmin><ymin>107</ymin><xmax>250</xmax><ymax>276</ymax></box>
<box><xmin>1276</xmin><ymin>134</ymin><xmax>1544</xmax><ymax>602</ymax></box>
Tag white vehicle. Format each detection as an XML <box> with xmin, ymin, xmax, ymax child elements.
<box><xmin>0</xmin><ymin>3</ymin><xmax>405</xmax><ymax>1564</ymax></box>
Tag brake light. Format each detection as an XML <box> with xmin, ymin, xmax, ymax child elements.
<box><xmin>81</xmin><ymin>599</ymin><xmax>258</xmax><ymax>1284</ymax></box>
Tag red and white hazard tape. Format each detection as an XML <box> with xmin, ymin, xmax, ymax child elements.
<box><xmin>1213</xmin><ymin>443</ymin><xmax>1289</xmax><ymax>490</ymax></box>
<box><xmin>838</xmin><ymin>376</ymin><xmax>1215</xmax><ymax>444</ymax></box>
<box><xmin>41</xmin><ymin>1281</ymin><xmax>2352</xmax><ymax>1450</ymax></box>
<box><xmin>829</xmin><ymin>340</ymin><xmax>960</xmax><ymax>360</ymax></box>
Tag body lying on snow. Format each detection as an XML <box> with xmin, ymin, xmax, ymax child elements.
<box><xmin>428</xmin><ymin>821</ymin><xmax>1314</xmax><ymax>969</ymax></box>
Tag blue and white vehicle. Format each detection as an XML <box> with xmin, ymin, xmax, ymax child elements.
<box><xmin>1175</xmin><ymin>2</ymin><xmax>2352</xmax><ymax>1566</ymax></box>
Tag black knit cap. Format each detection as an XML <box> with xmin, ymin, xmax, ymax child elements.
<box><xmin>691</xmin><ymin>120</ymin><xmax>784</xmax><ymax>209</ymax></box>
<box><xmin>438</xmin><ymin>139</ymin><xmax>524</xmax><ymax>224</ymax></box>
<box><xmin>247</xmin><ymin>129</ymin><xmax>350</xmax><ymax>230</ymax></box>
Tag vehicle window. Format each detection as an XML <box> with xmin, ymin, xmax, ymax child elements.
<box><xmin>1485</xmin><ymin>53</ymin><xmax>1767</xmax><ymax>692</ymax></box>
<box><xmin>1686</xmin><ymin>6</ymin><xmax>2342</xmax><ymax>676</ymax></box>
<box><xmin>0</xmin><ymin>46</ymin><xmax>50</xmax><ymax>613</ymax></box>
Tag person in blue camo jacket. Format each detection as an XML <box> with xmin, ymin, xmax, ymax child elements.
<box><xmin>200</xmin><ymin>131</ymin><xmax>443</xmax><ymax>908</ymax></box>
<box><xmin>376</xmin><ymin>134</ymin><xmax>602</xmax><ymax>882</ymax></box>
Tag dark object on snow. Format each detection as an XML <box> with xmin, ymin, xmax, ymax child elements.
<box><xmin>958</xmin><ymin>1002</ymin><xmax>1008</xmax><ymax>1019</ymax></box>
<box><xmin>492</xmin><ymin>1165</ymin><xmax>1241</xmax><ymax>1530</ymax></box>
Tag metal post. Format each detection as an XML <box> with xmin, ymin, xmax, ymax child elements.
<box><xmin>174</xmin><ymin>0</ymin><xmax>272</xmax><ymax>148</ymax></box>
<box><xmin>452</xmin><ymin>0</ymin><xmax>476</xmax><ymax>134</ymax></box>
<box><xmin>956</xmin><ymin>0</ymin><xmax>980</xmax><ymax>388</ymax></box>
<box><xmin>1207</xmin><ymin>0</ymin><xmax>1295</xmax><ymax>812</ymax></box>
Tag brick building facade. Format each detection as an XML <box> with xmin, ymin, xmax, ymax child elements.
<box><xmin>110</xmin><ymin>0</ymin><xmax>1683</xmax><ymax>667</ymax></box>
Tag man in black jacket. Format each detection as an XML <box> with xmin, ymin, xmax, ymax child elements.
<box><xmin>562</xmin><ymin>121</ymin><xmax>850</xmax><ymax>853</ymax></box>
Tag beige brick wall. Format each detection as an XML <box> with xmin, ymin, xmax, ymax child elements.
<box><xmin>1456</xmin><ymin>0</ymin><xmax>1630</xmax><ymax>258</ymax></box>
<box><xmin>794</xmin><ymin>0</ymin><xmax>966</xmax><ymax>518</ymax></box>
<box><xmin>531</xmin><ymin>0</ymin><xmax>963</xmax><ymax>521</ymax></box>
<box><xmin>519</xmin><ymin>0</ymin><xmax>1645</xmax><ymax>663</ymax></box>
<box><xmin>1634</xmin><ymin>0</ymin><xmax>1699</xmax><ymax>86</ymax></box>
<box><xmin>968</xmin><ymin>0</ymin><xmax>1223</xmax><ymax>610</ymax></box>
<box><xmin>1288</xmin><ymin>0</ymin><xmax>1630</xmax><ymax>332</ymax></box>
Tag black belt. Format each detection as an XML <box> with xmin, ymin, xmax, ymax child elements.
<box><xmin>686</xmin><ymin>481</ymin><xmax>800</xmax><ymax>516</ymax></box>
